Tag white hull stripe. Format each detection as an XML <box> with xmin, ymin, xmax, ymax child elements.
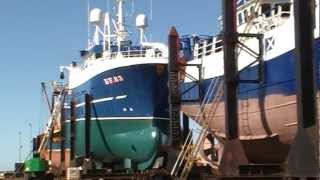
<box><xmin>64</xmin><ymin>116</ymin><xmax>169</xmax><ymax>122</ymax></box>
<box><xmin>115</xmin><ymin>95</ymin><xmax>128</xmax><ymax>99</ymax></box>
<box><xmin>73</xmin><ymin>95</ymin><xmax>127</xmax><ymax>108</ymax></box>
<box><xmin>75</xmin><ymin>102</ymin><xmax>85</xmax><ymax>108</ymax></box>
<box><xmin>92</xmin><ymin>97</ymin><xmax>114</xmax><ymax>103</ymax></box>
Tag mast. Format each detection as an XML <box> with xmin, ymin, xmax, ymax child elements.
<box><xmin>116</xmin><ymin>0</ymin><xmax>128</xmax><ymax>44</ymax></box>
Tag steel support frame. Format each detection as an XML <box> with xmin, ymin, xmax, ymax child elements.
<box><xmin>236</xmin><ymin>33</ymin><xmax>264</xmax><ymax>84</ymax></box>
<box><xmin>70</xmin><ymin>100</ymin><xmax>76</xmax><ymax>163</ymax></box>
<box><xmin>219</xmin><ymin>0</ymin><xmax>248</xmax><ymax>176</ymax></box>
<box><xmin>83</xmin><ymin>93</ymin><xmax>93</xmax><ymax>173</ymax></box>
<box><xmin>168</xmin><ymin>27</ymin><xmax>182</xmax><ymax>148</ymax></box>
<box><xmin>179</xmin><ymin>64</ymin><xmax>204</xmax><ymax>103</ymax></box>
<box><xmin>60</xmin><ymin>104</ymin><xmax>65</xmax><ymax>166</ymax></box>
<box><xmin>84</xmin><ymin>94</ymin><xmax>91</xmax><ymax>159</ymax></box>
<box><xmin>287</xmin><ymin>0</ymin><xmax>319</xmax><ymax>178</ymax></box>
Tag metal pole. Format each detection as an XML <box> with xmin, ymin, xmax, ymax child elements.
<box><xmin>70</xmin><ymin>100</ymin><xmax>76</xmax><ymax>163</ymax></box>
<box><xmin>41</xmin><ymin>82</ymin><xmax>52</xmax><ymax>112</ymax></box>
<box><xmin>28</xmin><ymin>122</ymin><xmax>32</xmax><ymax>154</ymax></box>
<box><xmin>84</xmin><ymin>94</ymin><xmax>91</xmax><ymax>159</ymax></box>
<box><xmin>18</xmin><ymin>131</ymin><xmax>22</xmax><ymax>163</ymax></box>
<box><xmin>32</xmin><ymin>138</ymin><xmax>37</xmax><ymax>154</ymax></box>
<box><xmin>49</xmin><ymin>126</ymin><xmax>54</xmax><ymax>162</ymax></box>
<box><xmin>223</xmin><ymin>0</ymin><xmax>238</xmax><ymax>141</ymax></box>
<box><xmin>219</xmin><ymin>0</ymin><xmax>248</xmax><ymax>175</ymax></box>
<box><xmin>287</xmin><ymin>0</ymin><xmax>319</xmax><ymax>178</ymax></box>
<box><xmin>60</xmin><ymin>103</ymin><xmax>65</xmax><ymax>164</ymax></box>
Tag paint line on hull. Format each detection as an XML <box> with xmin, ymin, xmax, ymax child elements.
<box><xmin>115</xmin><ymin>95</ymin><xmax>128</xmax><ymax>99</ymax></box>
<box><xmin>64</xmin><ymin>116</ymin><xmax>169</xmax><ymax>122</ymax></box>
<box><xmin>74</xmin><ymin>95</ymin><xmax>128</xmax><ymax>108</ymax></box>
<box><xmin>92</xmin><ymin>97</ymin><xmax>114</xmax><ymax>103</ymax></box>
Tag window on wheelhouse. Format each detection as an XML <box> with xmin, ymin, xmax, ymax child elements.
<box><xmin>261</xmin><ymin>3</ymin><xmax>271</xmax><ymax>17</ymax></box>
<box><xmin>238</xmin><ymin>13</ymin><xmax>244</xmax><ymax>25</ymax></box>
<box><xmin>244</xmin><ymin>9</ymin><xmax>249</xmax><ymax>22</ymax></box>
<box><xmin>250</xmin><ymin>6</ymin><xmax>258</xmax><ymax>18</ymax></box>
<box><xmin>275</xmin><ymin>3</ymin><xmax>291</xmax><ymax>17</ymax></box>
<box><xmin>215</xmin><ymin>35</ymin><xmax>223</xmax><ymax>53</ymax></box>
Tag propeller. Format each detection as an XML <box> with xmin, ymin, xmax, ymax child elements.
<box><xmin>202</xmin><ymin>133</ymin><xmax>218</xmax><ymax>162</ymax></box>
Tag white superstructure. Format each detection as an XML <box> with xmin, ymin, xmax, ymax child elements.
<box><xmin>185</xmin><ymin>0</ymin><xmax>320</xmax><ymax>82</ymax></box>
<box><xmin>60</xmin><ymin>0</ymin><xmax>168</xmax><ymax>89</ymax></box>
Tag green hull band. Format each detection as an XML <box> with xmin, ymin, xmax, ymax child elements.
<box><xmin>62</xmin><ymin>118</ymin><xmax>169</xmax><ymax>170</ymax></box>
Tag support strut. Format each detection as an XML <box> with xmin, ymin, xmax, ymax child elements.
<box><xmin>219</xmin><ymin>0</ymin><xmax>248</xmax><ymax>175</ymax></box>
<box><xmin>168</xmin><ymin>27</ymin><xmax>182</xmax><ymax>148</ymax></box>
<box><xmin>287</xmin><ymin>0</ymin><xmax>319</xmax><ymax>178</ymax></box>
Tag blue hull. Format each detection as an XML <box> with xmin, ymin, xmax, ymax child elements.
<box><xmin>65</xmin><ymin>64</ymin><xmax>169</xmax><ymax>119</ymax></box>
<box><xmin>57</xmin><ymin>63</ymin><xmax>169</xmax><ymax>170</ymax></box>
<box><xmin>181</xmin><ymin>38</ymin><xmax>320</xmax><ymax>163</ymax></box>
<box><xmin>182</xmin><ymin>37</ymin><xmax>320</xmax><ymax>104</ymax></box>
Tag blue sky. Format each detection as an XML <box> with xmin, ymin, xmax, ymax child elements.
<box><xmin>0</xmin><ymin>0</ymin><xmax>221</xmax><ymax>170</ymax></box>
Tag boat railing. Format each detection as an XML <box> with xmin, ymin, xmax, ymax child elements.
<box><xmin>87</xmin><ymin>47</ymin><xmax>165</xmax><ymax>60</ymax></box>
<box><xmin>194</xmin><ymin>38</ymin><xmax>223</xmax><ymax>59</ymax></box>
<box><xmin>182</xmin><ymin>2</ymin><xmax>292</xmax><ymax>61</ymax></box>
<box><xmin>109</xmin><ymin>49</ymin><xmax>148</xmax><ymax>58</ymax></box>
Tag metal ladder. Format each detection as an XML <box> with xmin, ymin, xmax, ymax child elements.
<box><xmin>240</xmin><ymin>93</ymin><xmax>252</xmax><ymax>136</ymax></box>
<box><xmin>171</xmin><ymin>78</ymin><xmax>224</xmax><ymax>180</ymax></box>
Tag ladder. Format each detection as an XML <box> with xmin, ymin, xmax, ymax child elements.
<box><xmin>171</xmin><ymin>78</ymin><xmax>224</xmax><ymax>180</ymax></box>
<box><xmin>37</xmin><ymin>86</ymin><xmax>66</xmax><ymax>154</ymax></box>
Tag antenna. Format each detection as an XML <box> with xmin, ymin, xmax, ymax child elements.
<box><xmin>106</xmin><ymin>0</ymin><xmax>111</xmax><ymax>13</ymax></box>
<box><xmin>18</xmin><ymin>131</ymin><xmax>22</xmax><ymax>162</ymax></box>
<box><xmin>130</xmin><ymin>0</ymin><xmax>135</xmax><ymax>17</ymax></box>
<box><xmin>117</xmin><ymin>0</ymin><xmax>125</xmax><ymax>32</ymax></box>
<box><xmin>87</xmin><ymin>0</ymin><xmax>91</xmax><ymax>47</ymax></box>
<box><xmin>115</xmin><ymin>0</ymin><xmax>128</xmax><ymax>44</ymax></box>
<box><xmin>150</xmin><ymin>0</ymin><xmax>153</xmax><ymax>20</ymax></box>
<box><xmin>28</xmin><ymin>122</ymin><xmax>33</xmax><ymax>153</ymax></box>
<box><xmin>103</xmin><ymin>12</ymin><xmax>111</xmax><ymax>52</ymax></box>
<box><xmin>149</xmin><ymin>0</ymin><xmax>153</xmax><ymax>41</ymax></box>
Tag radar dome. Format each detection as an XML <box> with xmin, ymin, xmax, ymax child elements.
<box><xmin>136</xmin><ymin>14</ymin><xmax>148</xmax><ymax>29</ymax></box>
<box><xmin>90</xmin><ymin>8</ymin><xmax>103</xmax><ymax>24</ymax></box>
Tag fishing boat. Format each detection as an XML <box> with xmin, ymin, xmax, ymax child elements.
<box><xmin>40</xmin><ymin>0</ymin><xmax>170</xmax><ymax>171</ymax></box>
<box><xmin>180</xmin><ymin>0</ymin><xmax>320</xmax><ymax>164</ymax></box>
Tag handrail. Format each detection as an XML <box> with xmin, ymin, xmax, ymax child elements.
<box><xmin>194</xmin><ymin>39</ymin><xmax>223</xmax><ymax>59</ymax></box>
<box><xmin>88</xmin><ymin>48</ymin><xmax>167</xmax><ymax>60</ymax></box>
<box><xmin>171</xmin><ymin>130</ymin><xmax>193</xmax><ymax>176</ymax></box>
<box><xmin>179</xmin><ymin>80</ymin><xmax>224</xmax><ymax>180</ymax></box>
<box><xmin>193</xmin><ymin>2</ymin><xmax>292</xmax><ymax>60</ymax></box>
<box><xmin>171</xmin><ymin>78</ymin><xmax>220</xmax><ymax>176</ymax></box>
<box><xmin>171</xmin><ymin>78</ymin><xmax>224</xmax><ymax>179</ymax></box>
